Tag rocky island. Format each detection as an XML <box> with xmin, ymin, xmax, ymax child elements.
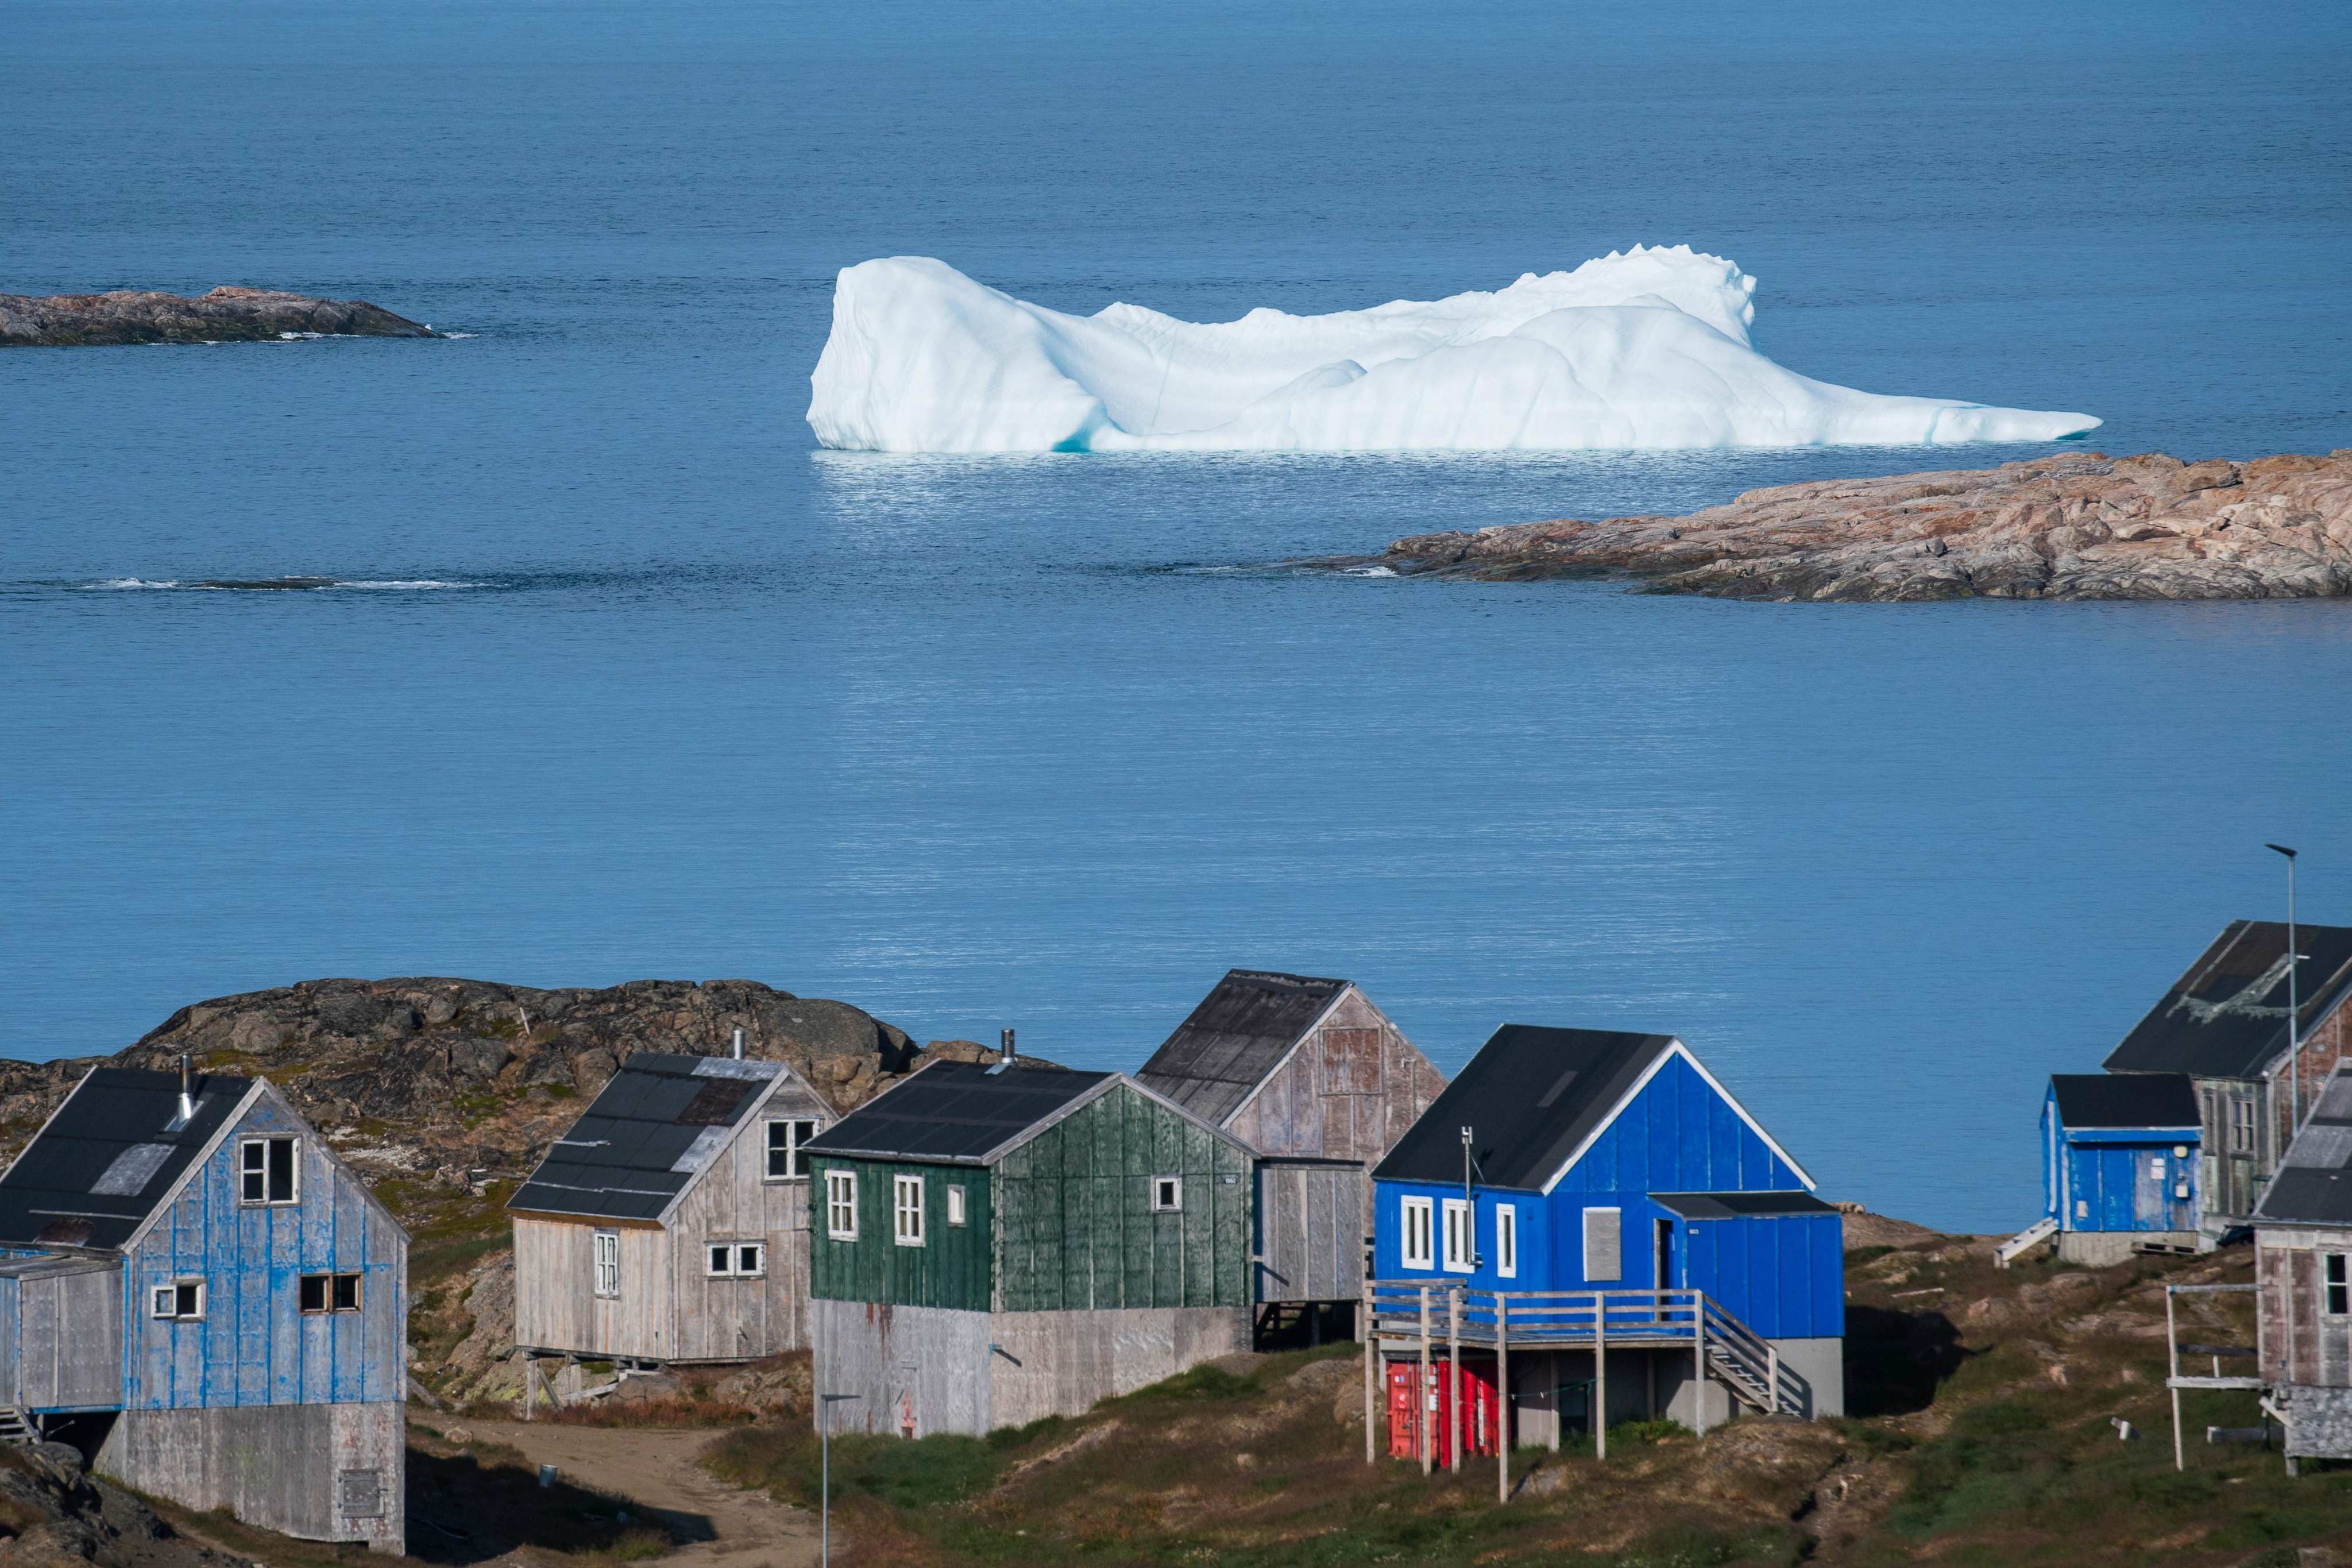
<box><xmin>0</xmin><ymin>286</ymin><xmax>435</xmax><ymax>346</ymax></box>
<box><xmin>1378</xmin><ymin>450</ymin><xmax>2352</xmax><ymax>601</ymax></box>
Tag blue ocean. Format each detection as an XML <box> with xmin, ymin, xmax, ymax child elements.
<box><xmin>5</xmin><ymin>0</ymin><xmax>2350</xmax><ymax>1230</ymax></box>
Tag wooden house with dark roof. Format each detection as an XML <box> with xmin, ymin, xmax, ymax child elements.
<box><xmin>2103</xmin><ymin>920</ymin><xmax>2352</xmax><ymax>1225</ymax></box>
<box><xmin>804</xmin><ymin>1060</ymin><xmax>1254</xmax><ymax>1437</ymax></box>
<box><xmin>0</xmin><ymin>1064</ymin><xmax>407</xmax><ymax>1552</ymax></box>
<box><xmin>1137</xmin><ymin>970</ymin><xmax>1443</xmax><ymax>1324</ymax></box>
<box><xmin>2251</xmin><ymin>1066</ymin><xmax>2352</xmax><ymax>1467</ymax></box>
<box><xmin>2029</xmin><ymin>1073</ymin><xmax>2204</xmax><ymax>1266</ymax></box>
<box><xmin>1366</xmin><ymin>1026</ymin><xmax>1841</xmax><ymax>1466</ymax></box>
<box><xmin>508</xmin><ymin>1048</ymin><xmax>836</xmax><ymax>1374</ymax></box>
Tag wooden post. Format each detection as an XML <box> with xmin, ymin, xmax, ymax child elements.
<box><xmin>1419</xmin><ymin>1287</ymin><xmax>1433</xmax><ymax>1476</ymax></box>
<box><xmin>1447</xmin><ymin>1288</ymin><xmax>1462</xmax><ymax>1474</ymax></box>
<box><xmin>2166</xmin><ymin>1285</ymin><xmax>2184</xmax><ymax>1472</ymax></box>
<box><xmin>1694</xmin><ymin>1295</ymin><xmax>1709</xmax><ymax>1438</ymax></box>
<box><xmin>1496</xmin><ymin>1295</ymin><xmax>1510</xmax><ymax>1504</ymax></box>
<box><xmin>1594</xmin><ymin>1293</ymin><xmax>1608</xmax><ymax>1461</ymax></box>
<box><xmin>1767</xmin><ymin>1343</ymin><xmax>1781</xmax><ymax>1418</ymax></box>
<box><xmin>1363</xmin><ymin>1261</ymin><xmax>1377</xmax><ymax>1466</ymax></box>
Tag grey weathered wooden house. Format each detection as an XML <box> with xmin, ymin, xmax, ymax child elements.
<box><xmin>2103</xmin><ymin>920</ymin><xmax>2352</xmax><ymax>1226</ymax></box>
<box><xmin>805</xmin><ymin>1060</ymin><xmax>1254</xmax><ymax>1436</ymax></box>
<box><xmin>1136</xmin><ymin>970</ymin><xmax>1443</xmax><ymax>1325</ymax></box>
<box><xmin>0</xmin><ymin>1065</ymin><xmax>407</xmax><ymax>1552</ymax></box>
<box><xmin>2251</xmin><ymin>1065</ymin><xmax>2352</xmax><ymax>1466</ymax></box>
<box><xmin>508</xmin><ymin>1050</ymin><xmax>835</xmax><ymax>1371</ymax></box>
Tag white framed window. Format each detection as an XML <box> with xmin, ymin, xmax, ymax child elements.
<box><xmin>593</xmin><ymin>1230</ymin><xmax>620</xmax><ymax>1298</ymax></box>
<box><xmin>1496</xmin><ymin>1204</ymin><xmax>1517</xmax><ymax>1279</ymax></box>
<box><xmin>894</xmin><ymin>1173</ymin><xmax>926</xmax><ymax>1247</ymax></box>
<box><xmin>706</xmin><ymin>1242</ymin><xmax>765</xmax><ymax>1277</ymax></box>
<box><xmin>765</xmin><ymin>1119</ymin><xmax>821</xmax><ymax>1181</ymax></box>
<box><xmin>2233</xmin><ymin>1099</ymin><xmax>2256</xmax><ymax>1154</ymax></box>
<box><xmin>2327</xmin><ymin>1253</ymin><xmax>2349</xmax><ymax>1317</ymax></box>
<box><xmin>1399</xmin><ymin>1195</ymin><xmax>1434</xmax><ymax>1270</ymax></box>
<box><xmin>825</xmin><ymin>1169</ymin><xmax>858</xmax><ymax>1241</ymax></box>
<box><xmin>1441</xmin><ymin>1198</ymin><xmax>1474</xmax><ymax>1273</ymax></box>
<box><xmin>947</xmin><ymin>1185</ymin><xmax>967</xmax><ymax>1227</ymax></box>
<box><xmin>150</xmin><ymin>1280</ymin><xmax>204</xmax><ymax>1320</ymax></box>
<box><xmin>1152</xmin><ymin>1176</ymin><xmax>1183</xmax><ymax>1212</ymax></box>
<box><xmin>299</xmin><ymin>1272</ymin><xmax>361</xmax><ymax>1313</ymax></box>
<box><xmin>736</xmin><ymin>1243</ymin><xmax>763</xmax><ymax>1277</ymax></box>
<box><xmin>1582</xmin><ymin>1207</ymin><xmax>1622</xmax><ymax>1283</ymax></box>
<box><xmin>239</xmin><ymin>1137</ymin><xmax>298</xmax><ymax>1205</ymax></box>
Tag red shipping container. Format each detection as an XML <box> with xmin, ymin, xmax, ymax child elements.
<box><xmin>1387</xmin><ymin>1357</ymin><xmax>1503</xmax><ymax>1465</ymax></box>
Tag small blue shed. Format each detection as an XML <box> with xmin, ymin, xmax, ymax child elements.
<box><xmin>2041</xmin><ymin>1072</ymin><xmax>2203</xmax><ymax>1265</ymax></box>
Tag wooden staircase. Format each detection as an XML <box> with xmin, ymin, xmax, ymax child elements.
<box><xmin>0</xmin><ymin>1408</ymin><xmax>38</xmax><ymax>1447</ymax></box>
<box><xmin>1994</xmin><ymin>1216</ymin><xmax>2059</xmax><ymax>1269</ymax></box>
<box><xmin>1699</xmin><ymin>1297</ymin><xmax>1806</xmax><ymax>1416</ymax></box>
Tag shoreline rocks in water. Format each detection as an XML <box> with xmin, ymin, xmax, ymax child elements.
<box><xmin>1376</xmin><ymin>451</ymin><xmax>2352</xmax><ymax>601</ymax></box>
<box><xmin>0</xmin><ymin>286</ymin><xmax>435</xmax><ymax>347</ymax></box>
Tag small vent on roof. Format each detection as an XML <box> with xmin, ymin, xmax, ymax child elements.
<box><xmin>1536</xmin><ymin>1068</ymin><xmax>1580</xmax><ymax>1109</ymax></box>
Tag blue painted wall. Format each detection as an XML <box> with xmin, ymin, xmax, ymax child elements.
<box><xmin>2040</xmin><ymin>1088</ymin><xmax>2200</xmax><ymax>1234</ymax></box>
<box><xmin>1683</xmin><ymin>1212</ymin><xmax>1844</xmax><ymax>1338</ymax></box>
<box><xmin>121</xmin><ymin>1091</ymin><xmax>406</xmax><ymax>1411</ymax></box>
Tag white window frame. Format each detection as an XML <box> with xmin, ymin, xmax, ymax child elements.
<box><xmin>947</xmin><ymin>1185</ymin><xmax>967</xmax><ymax>1227</ymax></box>
<box><xmin>2326</xmin><ymin>1253</ymin><xmax>2349</xmax><ymax>1318</ymax></box>
<box><xmin>706</xmin><ymin>1242</ymin><xmax>735</xmax><ymax>1277</ymax></box>
<box><xmin>1496</xmin><ymin>1204</ymin><xmax>1518</xmax><ymax>1280</ymax></box>
<box><xmin>735</xmin><ymin>1242</ymin><xmax>763</xmax><ymax>1277</ymax></box>
<box><xmin>765</xmin><ymin>1118</ymin><xmax>821</xmax><ymax>1182</ymax></box>
<box><xmin>2233</xmin><ymin>1098</ymin><xmax>2257</xmax><ymax>1154</ymax></box>
<box><xmin>894</xmin><ymin>1173</ymin><xmax>926</xmax><ymax>1248</ymax></box>
<box><xmin>1441</xmin><ymin>1198</ymin><xmax>1474</xmax><ymax>1273</ymax></box>
<box><xmin>239</xmin><ymin>1136</ymin><xmax>299</xmax><ymax>1206</ymax></box>
<box><xmin>150</xmin><ymin>1279</ymin><xmax>206</xmax><ymax>1320</ymax></box>
<box><xmin>1152</xmin><ymin>1176</ymin><xmax>1183</xmax><ymax>1212</ymax></box>
<box><xmin>592</xmin><ymin>1230</ymin><xmax>620</xmax><ymax>1299</ymax></box>
<box><xmin>1399</xmin><ymin>1196</ymin><xmax>1434</xmax><ymax>1270</ymax></box>
<box><xmin>1582</xmin><ymin>1206</ymin><xmax>1623</xmax><ymax>1283</ymax></box>
<box><xmin>825</xmin><ymin>1169</ymin><xmax>859</xmax><ymax>1241</ymax></box>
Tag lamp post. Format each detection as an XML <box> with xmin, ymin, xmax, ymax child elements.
<box><xmin>2267</xmin><ymin>843</ymin><xmax>2301</xmax><ymax>1133</ymax></box>
<box><xmin>818</xmin><ymin>1392</ymin><xmax>862</xmax><ymax>1566</ymax></box>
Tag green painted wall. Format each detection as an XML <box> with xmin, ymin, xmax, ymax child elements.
<box><xmin>995</xmin><ymin>1084</ymin><xmax>1251</xmax><ymax>1312</ymax></box>
<box><xmin>808</xmin><ymin>1158</ymin><xmax>993</xmax><ymax>1310</ymax></box>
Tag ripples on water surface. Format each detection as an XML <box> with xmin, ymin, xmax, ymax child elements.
<box><xmin>5</xmin><ymin>0</ymin><xmax>2351</xmax><ymax>1227</ymax></box>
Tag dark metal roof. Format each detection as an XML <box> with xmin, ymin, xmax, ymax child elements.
<box><xmin>1372</xmin><ymin>1026</ymin><xmax>1677</xmax><ymax>1192</ymax></box>
<box><xmin>2104</xmin><ymin>921</ymin><xmax>2352</xmax><ymax>1080</ymax></box>
<box><xmin>508</xmin><ymin>1052</ymin><xmax>786</xmax><ymax>1222</ymax></box>
<box><xmin>0</xmin><ymin>1068</ymin><xmax>255</xmax><ymax>1252</ymax></box>
<box><xmin>1134</xmin><ymin>970</ymin><xmax>1347</xmax><ymax>1125</ymax></box>
<box><xmin>2256</xmin><ymin>1071</ymin><xmax>2352</xmax><ymax>1226</ymax></box>
<box><xmin>1650</xmin><ymin>1191</ymin><xmax>1839</xmax><ymax>1220</ymax></box>
<box><xmin>802</xmin><ymin>1060</ymin><xmax>1113</xmax><ymax>1164</ymax></box>
<box><xmin>2049</xmin><ymin>1073</ymin><xmax>2200</xmax><ymax>1131</ymax></box>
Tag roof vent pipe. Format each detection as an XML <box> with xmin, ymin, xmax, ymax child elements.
<box><xmin>1001</xmin><ymin>1028</ymin><xmax>1015</xmax><ymax>1063</ymax></box>
<box><xmin>177</xmin><ymin>1054</ymin><xmax>195</xmax><ymax>1125</ymax></box>
<box><xmin>732</xmin><ymin>1028</ymin><xmax>744</xmax><ymax>1061</ymax></box>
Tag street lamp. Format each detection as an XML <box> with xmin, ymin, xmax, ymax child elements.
<box><xmin>818</xmin><ymin>1392</ymin><xmax>862</xmax><ymax>1566</ymax></box>
<box><xmin>2268</xmin><ymin>844</ymin><xmax>2301</xmax><ymax>1133</ymax></box>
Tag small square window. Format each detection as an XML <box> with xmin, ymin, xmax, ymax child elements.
<box><xmin>240</xmin><ymin>1137</ymin><xmax>298</xmax><ymax>1204</ymax></box>
<box><xmin>331</xmin><ymin>1273</ymin><xmax>360</xmax><ymax>1312</ymax></box>
<box><xmin>153</xmin><ymin>1280</ymin><xmax>204</xmax><ymax>1320</ymax></box>
<box><xmin>300</xmin><ymin>1274</ymin><xmax>328</xmax><ymax>1313</ymax></box>
<box><xmin>1152</xmin><ymin>1177</ymin><xmax>1183</xmax><ymax>1212</ymax></box>
<box><xmin>708</xmin><ymin>1243</ymin><xmax>733</xmax><ymax>1276</ymax></box>
<box><xmin>766</xmin><ymin>1119</ymin><xmax>821</xmax><ymax>1181</ymax></box>
<box><xmin>302</xmin><ymin>1272</ymin><xmax>361</xmax><ymax>1312</ymax></box>
<box><xmin>947</xmin><ymin>1185</ymin><xmax>966</xmax><ymax>1227</ymax></box>
<box><xmin>736</xmin><ymin>1244</ymin><xmax>763</xmax><ymax>1277</ymax></box>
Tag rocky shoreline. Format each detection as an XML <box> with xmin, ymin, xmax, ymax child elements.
<box><xmin>1373</xmin><ymin>451</ymin><xmax>2352</xmax><ymax>601</ymax></box>
<box><xmin>0</xmin><ymin>286</ymin><xmax>435</xmax><ymax>346</ymax></box>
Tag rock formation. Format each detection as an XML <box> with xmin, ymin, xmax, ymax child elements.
<box><xmin>0</xmin><ymin>287</ymin><xmax>434</xmax><ymax>346</ymax></box>
<box><xmin>1378</xmin><ymin>451</ymin><xmax>2352</xmax><ymax>601</ymax></box>
<box><xmin>0</xmin><ymin>1442</ymin><xmax>250</xmax><ymax>1568</ymax></box>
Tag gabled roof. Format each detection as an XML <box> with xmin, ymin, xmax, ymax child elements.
<box><xmin>508</xmin><ymin>1053</ymin><xmax>805</xmax><ymax>1223</ymax></box>
<box><xmin>2104</xmin><ymin>921</ymin><xmax>2352</xmax><ymax>1080</ymax></box>
<box><xmin>802</xmin><ymin>1060</ymin><xmax>1114</xmax><ymax>1164</ymax></box>
<box><xmin>2049</xmin><ymin>1073</ymin><xmax>2201</xmax><ymax>1131</ymax></box>
<box><xmin>1650</xmin><ymin>1191</ymin><xmax>1839</xmax><ymax>1220</ymax></box>
<box><xmin>1135</xmin><ymin>970</ymin><xmax>1349</xmax><ymax>1125</ymax></box>
<box><xmin>0</xmin><ymin>1068</ymin><xmax>258</xmax><ymax>1252</ymax></box>
<box><xmin>2256</xmin><ymin>1070</ymin><xmax>2352</xmax><ymax>1227</ymax></box>
<box><xmin>1373</xmin><ymin>1026</ymin><xmax>1681</xmax><ymax>1192</ymax></box>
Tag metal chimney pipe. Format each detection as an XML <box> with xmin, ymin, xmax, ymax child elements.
<box><xmin>1001</xmin><ymin>1028</ymin><xmax>1015</xmax><ymax>1063</ymax></box>
<box><xmin>177</xmin><ymin>1053</ymin><xmax>195</xmax><ymax>1124</ymax></box>
<box><xmin>732</xmin><ymin>1027</ymin><xmax>744</xmax><ymax>1061</ymax></box>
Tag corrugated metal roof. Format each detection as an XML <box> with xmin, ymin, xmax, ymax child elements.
<box><xmin>1372</xmin><ymin>1025</ymin><xmax>1675</xmax><ymax>1191</ymax></box>
<box><xmin>2256</xmin><ymin>1067</ymin><xmax>2352</xmax><ymax>1226</ymax></box>
<box><xmin>507</xmin><ymin>1052</ymin><xmax>784</xmax><ymax>1223</ymax></box>
<box><xmin>2104</xmin><ymin>921</ymin><xmax>2352</xmax><ymax>1080</ymax></box>
<box><xmin>2050</xmin><ymin>1073</ymin><xmax>2201</xmax><ymax>1131</ymax></box>
<box><xmin>1134</xmin><ymin>970</ymin><xmax>1347</xmax><ymax>1125</ymax></box>
<box><xmin>1650</xmin><ymin>1191</ymin><xmax>1838</xmax><ymax>1219</ymax></box>
<box><xmin>802</xmin><ymin>1060</ymin><xmax>1111</xmax><ymax>1164</ymax></box>
<box><xmin>0</xmin><ymin>1067</ymin><xmax>253</xmax><ymax>1252</ymax></box>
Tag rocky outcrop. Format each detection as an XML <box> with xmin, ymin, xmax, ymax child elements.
<box><xmin>0</xmin><ymin>287</ymin><xmax>434</xmax><ymax>346</ymax></box>
<box><xmin>1379</xmin><ymin>451</ymin><xmax>2352</xmax><ymax>601</ymax></box>
<box><xmin>0</xmin><ymin>1443</ymin><xmax>249</xmax><ymax>1568</ymax></box>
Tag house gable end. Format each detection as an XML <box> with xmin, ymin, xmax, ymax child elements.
<box><xmin>1539</xmin><ymin>1044</ymin><xmax>1812</xmax><ymax>1198</ymax></box>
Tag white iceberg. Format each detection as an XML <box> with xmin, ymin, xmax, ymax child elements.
<box><xmin>806</xmin><ymin>248</ymin><xmax>2099</xmax><ymax>454</ymax></box>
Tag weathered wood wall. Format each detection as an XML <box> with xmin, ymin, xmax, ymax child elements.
<box><xmin>3</xmin><ymin>1260</ymin><xmax>124</xmax><ymax>1411</ymax></box>
<box><xmin>512</xmin><ymin>1216</ymin><xmax>671</xmax><ymax>1360</ymax></box>
<box><xmin>121</xmin><ymin>1088</ymin><xmax>406</xmax><ymax>1411</ymax></box>
<box><xmin>809</xmin><ymin>1298</ymin><xmax>994</xmax><ymax>1438</ymax></box>
<box><xmin>1254</xmin><ymin>1160</ymin><xmax>1365</xmax><ymax>1304</ymax></box>
<box><xmin>97</xmin><ymin>1398</ymin><xmax>404</xmax><ymax>1553</ymax></box>
<box><xmin>1223</xmin><ymin>988</ymin><xmax>1443</xmax><ymax>1164</ymax></box>
<box><xmin>666</xmin><ymin>1075</ymin><xmax>828</xmax><ymax>1360</ymax></box>
<box><xmin>808</xmin><ymin>1161</ymin><xmax>994</xmax><ymax>1312</ymax></box>
<box><xmin>2260</xmin><ymin>1227</ymin><xmax>2352</xmax><ymax>1388</ymax></box>
<box><xmin>995</xmin><ymin>1084</ymin><xmax>1250</xmax><ymax>1312</ymax></box>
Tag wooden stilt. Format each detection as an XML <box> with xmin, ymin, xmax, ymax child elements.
<box><xmin>1694</xmin><ymin>1295</ymin><xmax>1710</xmax><ymax>1438</ymax></box>
<box><xmin>1497</xmin><ymin>1296</ymin><xmax>1510</xmax><ymax>1504</ymax></box>
<box><xmin>1594</xmin><ymin>1295</ymin><xmax>1608</xmax><ymax>1461</ymax></box>
<box><xmin>2166</xmin><ymin>1286</ymin><xmax>2184</xmax><ymax>1472</ymax></box>
<box><xmin>1447</xmin><ymin>1288</ymin><xmax>1462</xmax><ymax>1475</ymax></box>
<box><xmin>1768</xmin><ymin>1343</ymin><xmax>1781</xmax><ymax>1417</ymax></box>
<box><xmin>522</xmin><ymin>1353</ymin><xmax>539</xmax><ymax>1422</ymax></box>
<box><xmin>1363</xmin><ymin>1260</ymin><xmax>1377</xmax><ymax>1465</ymax></box>
<box><xmin>1548</xmin><ymin>1349</ymin><xmax>1562</xmax><ymax>1454</ymax></box>
<box><xmin>1419</xmin><ymin>1287</ymin><xmax>1433</xmax><ymax>1477</ymax></box>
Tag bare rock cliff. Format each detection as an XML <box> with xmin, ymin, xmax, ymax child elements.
<box><xmin>1382</xmin><ymin>451</ymin><xmax>2352</xmax><ymax>601</ymax></box>
<box><xmin>0</xmin><ymin>287</ymin><xmax>434</xmax><ymax>346</ymax></box>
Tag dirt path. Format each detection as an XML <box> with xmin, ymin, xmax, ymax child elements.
<box><xmin>467</xmin><ymin>1421</ymin><xmax>824</xmax><ymax>1568</ymax></box>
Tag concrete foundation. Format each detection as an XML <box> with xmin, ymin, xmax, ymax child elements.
<box><xmin>2057</xmin><ymin>1230</ymin><xmax>2202</xmax><ymax>1267</ymax></box>
<box><xmin>96</xmin><ymin>1401</ymin><xmax>404</xmax><ymax>1553</ymax></box>
<box><xmin>812</xmin><ymin>1299</ymin><xmax>1251</xmax><ymax>1437</ymax></box>
<box><xmin>2278</xmin><ymin>1384</ymin><xmax>2352</xmax><ymax>1460</ymax></box>
<box><xmin>1400</xmin><ymin>1336</ymin><xmax>1843</xmax><ymax>1449</ymax></box>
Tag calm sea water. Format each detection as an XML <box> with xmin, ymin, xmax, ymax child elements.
<box><xmin>5</xmin><ymin>0</ymin><xmax>2351</xmax><ymax>1230</ymax></box>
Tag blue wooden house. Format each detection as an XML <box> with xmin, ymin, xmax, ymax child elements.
<box><xmin>0</xmin><ymin>1065</ymin><xmax>406</xmax><ymax>1552</ymax></box>
<box><xmin>1368</xmin><ymin>1026</ymin><xmax>1842</xmax><ymax>1455</ymax></box>
<box><xmin>2034</xmin><ymin>1073</ymin><xmax>2203</xmax><ymax>1265</ymax></box>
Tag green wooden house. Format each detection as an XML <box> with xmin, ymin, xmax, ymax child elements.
<box><xmin>804</xmin><ymin>1060</ymin><xmax>1254</xmax><ymax>1436</ymax></box>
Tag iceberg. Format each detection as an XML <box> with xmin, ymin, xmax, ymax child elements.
<box><xmin>806</xmin><ymin>249</ymin><xmax>2099</xmax><ymax>454</ymax></box>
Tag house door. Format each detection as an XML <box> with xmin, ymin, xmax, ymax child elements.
<box><xmin>1655</xmin><ymin>1219</ymin><xmax>1678</xmax><ymax>1291</ymax></box>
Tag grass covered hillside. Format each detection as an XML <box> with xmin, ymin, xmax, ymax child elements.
<box><xmin>704</xmin><ymin>1237</ymin><xmax>2352</xmax><ymax>1567</ymax></box>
